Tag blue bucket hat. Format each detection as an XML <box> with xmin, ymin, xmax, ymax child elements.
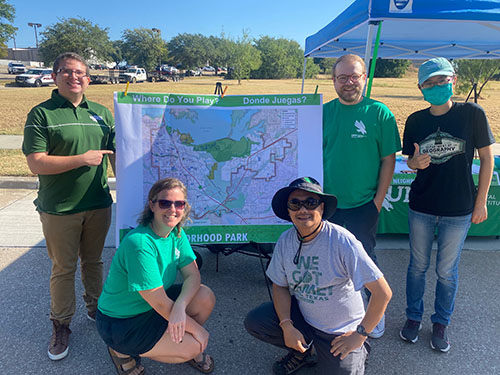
<box><xmin>271</xmin><ymin>177</ymin><xmax>337</xmax><ymax>222</ymax></box>
<box><xmin>418</xmin><ymin>57</ymin><xmax>455</xmax><ymax>85</ymax></box>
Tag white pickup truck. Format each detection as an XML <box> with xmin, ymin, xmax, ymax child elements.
<box><xmin>119</xmin><ymin>67</ymin><xmax>147</xmax><ymax>83</ymax></box>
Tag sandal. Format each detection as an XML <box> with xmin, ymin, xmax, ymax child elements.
<box><xmin>188</xmin><ymin>352</ymin><xmax>215</xmax><ymax>374</ymax></box>
<box><xmin>107</xmin><ymin>346</ymin><xmax>145</xmax><ymax>375</ymax></box>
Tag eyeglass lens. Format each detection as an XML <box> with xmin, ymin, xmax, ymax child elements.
<box><xmin>58</xmin><ymin>68</ymin><xmax>87</xmax><ymax>78</ymax></box>
<box><xmin>336</xmin><ymin>74</ymin><xmax>362</xmax><ymax>84</ymax></box>
<box><xmin>156</xmin><ymin>199</ymin><xmax>186</xmax><ymax>209</ymax></box>
<box><xmin>287</xmin><ymin>198</ymin><xmax>321</xmax><ymax>211</ymax></box>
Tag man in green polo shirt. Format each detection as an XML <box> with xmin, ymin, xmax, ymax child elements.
<box><xmin>22</xmin><ymin>52</ymin><xmax>115</xmax><ymax>361</ymax></box>
<box><xmin>323</xmin><ymin>54</ymin><xmax>401</xmax><ymax>338</ymax></box>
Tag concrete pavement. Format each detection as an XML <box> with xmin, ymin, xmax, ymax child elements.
<box><xmin>1</xmin><ymin>184</ymin><xmax>500</xmax><ymax>374</ymax></box>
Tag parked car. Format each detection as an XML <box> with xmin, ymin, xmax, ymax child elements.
<box><xmin>8</xmin><ymin>62</ymin><xmax>27</xmax><ymax>74</ymax></box>
<box><xmin>119</xmin><ymin>67</ymin><xmax>147</xmax><ymax>83</ymax></box>
<box><xmin>185</xmin><ymin>68</ymin><xmax>202</xmax><ymax>76</ymax></box>
<box><xmin>202</xmin><ymin>66</ymin><xmax>215</xmax><ymax>72</ymax></box>
<box><xmin>15</xmin><ymin>68</ymin><xmax>54</xmax><ymax>87</ymax></box>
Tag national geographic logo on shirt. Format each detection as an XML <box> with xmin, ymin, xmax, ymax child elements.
<box><xmin>419</xmin><ymin>128</ymin><xmax>465</xmax><ymax>164</ymax></box>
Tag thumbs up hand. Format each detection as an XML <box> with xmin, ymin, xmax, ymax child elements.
<box><xmin>407</xmin><ymin>143</ymin><xmax>431</xmax><ymax>170</ymax></box>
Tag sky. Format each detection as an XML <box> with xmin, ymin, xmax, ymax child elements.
<box><xmin>8</xmin><ymin>0</ymin><xmax>354</xmax><ymax>49</ymax></box>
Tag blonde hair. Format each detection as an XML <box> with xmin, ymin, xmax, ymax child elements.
<box><xmin>138</xmin><ymin>178</ymin><xmax>191</xmax><ymax>237</ymax></box>
<box><xmin>332</xmin><ymin>54</ymin><xmax>366</xmax><ymax>77</ymax></box>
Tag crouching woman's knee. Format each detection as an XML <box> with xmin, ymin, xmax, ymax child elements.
<box><xmin>198</xmin><ymin>284</ymin><xmax>216</xmax><ymax>311</ymax></box>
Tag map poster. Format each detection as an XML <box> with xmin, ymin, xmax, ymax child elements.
<box><xmin>114</xmin><ymin>92</ymin><xmax>323</xmax><ymax>245</ymax></box>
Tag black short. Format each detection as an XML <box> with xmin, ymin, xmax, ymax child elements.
<box><xmin>96</xmin><ymin>284</ymin><xmax>182</xmax><ymax>357</ymax></box>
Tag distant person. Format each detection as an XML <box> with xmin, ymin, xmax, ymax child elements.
<box><xmin>97</xmin><ymin>178</ymin><xmax>215</xmax><ymax>375</ymax></box>
<box><xmin>323</xmin><ymin>54</ymin><xmax>401</xmax><ymax>338</ymax></box>
<box><xmin>245</xmin><ymin>177</ymin><xmax>392</xmax><ymax>375</ymax></box>
<box><xmin>22</xmin><ymin>52</ymin><xmax>115</xmax><ymax>361</ymax></box>
<box><xmin>400</xmin><ymin>57</ymin><xmax>494</xmax><ymax>352</ymax></box>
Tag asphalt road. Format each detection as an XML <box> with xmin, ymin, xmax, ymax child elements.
<box><xmin>1</xmin><ymin>186</ymin><xmax>499</xmax><ymax>374</ymax></box>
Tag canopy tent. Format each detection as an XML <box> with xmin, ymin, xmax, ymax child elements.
<box><xmin>302</xmin><ymin>0</ymin><xmax>500</xmax><ymax>93</ymax></box>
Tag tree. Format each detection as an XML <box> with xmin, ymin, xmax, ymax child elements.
<box><xmin>121</xmin><ymin>28</ymin><xmax>168</xmax><ymax>71</ymax></box>
<box><xmin>304</xmin><ymin>58</ymin><xmax>321</xmax><ymax>79</ymax></box>
<box><xmin>371</xmin><ymin>59</ymin><xmax>410</xmax><ymax>78</ymax></box>
<box><xmin>38</xmin><ymin>18</ymin><xmax>114</xmax><ymax>66</ymax></box>
<box><xmin>0</xmin><ymin>0</ymin><xmax>16</xmax><ymax>58</ymax></box>
<box><xmin>454</xmin><ymin>59</ymin><xmax>500</xmax><ymax>98</ymax></box>
<box><xmin>314</xmin><ymin>58</ymin><xmax>336</xmax><ymax>75</ymax></box>
<box><xmin>252</xmin><ymin>37</ymin><xmax>303</xmax><ymax>79</ymax></box>
<box><xmin>225</xmin><ymin>33</ymin><xmax>261</xmax><ymax>84</ymax></box>
<box><xmin>168</xmin><ymin>33</ymin><xmax>211</xmax><ymax>70</ymax></box>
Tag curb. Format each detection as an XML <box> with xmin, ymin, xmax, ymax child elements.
<box><xmin>0</xmin><ymin>177</ymin><xmax>116</xmax><ymax>190</ymax></box>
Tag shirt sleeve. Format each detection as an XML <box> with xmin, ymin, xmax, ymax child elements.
<box><xmin>338</xmin><ymin>231</ymin><xmax>383</xmax><ymax>292</ymax></box>
<box><xmin>471</xmin><ymin>104</ymin><xmax>495</xmax><ymax>149</ymax></box>
<box><xmin>265</xmin><ymin>235</ymin><xmax>289</xmax><ymax>287</ymax></box>
<box><xmin>378</xmin><ymin>104</ymin><xmax>402</xmax><ymax>158</ymax></box>
<box><xmin>177</xmin><ymin>229</ymin><xmax>197</xmax><ymax>269</ymax></box>
<box><xmin>402</xmin><ymin>114</ymin><xmax>416</xmax><ymax>156</ymax></box>
<box><xmin>22</xmin><ymin>107</ymin><xmax>49</xmax><ymax>155</ymax></box>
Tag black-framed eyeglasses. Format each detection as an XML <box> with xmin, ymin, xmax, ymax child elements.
<box><xmin>335</xmin><ymin>73</ymin><xmax>364</xmax><ymax>84</ymax></box>
<box><xmin>287</xmin><ymin>198</ymin><xmax>321</xmax><ymax>211</ymax></box>
<box><xmin>56</xmin><ymin>68</ymin><xmax>88</xmax><ymax>78</ymax></box>
<box><xmin>153</xmin><ymin>199</ymin><xmax>186</xmax><ymax>209</ymax></box>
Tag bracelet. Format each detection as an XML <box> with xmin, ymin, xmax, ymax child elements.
<box><xmin>279</xmin><ymin>318</ymin><xmax>293</xmax><ymax>328</ymax></box>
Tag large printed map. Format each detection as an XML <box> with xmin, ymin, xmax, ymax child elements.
<box><xmin>143</xmin><ymin>107</ymin><xmax>297</xmax><ymax>225</ymax></box>
<box><xmin>115</xmin><ymin>93</ymin><xmax>323</xmax><ymax>244</ymax></box>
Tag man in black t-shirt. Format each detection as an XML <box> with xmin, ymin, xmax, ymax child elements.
<box><xmin>400</xmin><ymin>57</ymin><xmax>494</xmax><ymax>353</ymax></box>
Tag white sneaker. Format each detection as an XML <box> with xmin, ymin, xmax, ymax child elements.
<box><xmin>369</xmin><ymin>314</ymin><xmax>385</xmax><ymax>339</ymax></box>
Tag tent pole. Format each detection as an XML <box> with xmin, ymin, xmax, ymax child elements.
<box><xmin>363</xmin><ymin>22</ymin><xmax>376</xmax><ymax>97</ymax></box>
<box><xmin>301</xmin><ymin>57</ymin><xmax>307</xmax><ymax>94</ymax></box>
<box><xmin>366</xmin><ymin>21</ymin><xmax>383</xmax><ymax>98</ymax></box>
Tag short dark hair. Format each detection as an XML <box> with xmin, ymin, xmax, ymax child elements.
<box><xmin>52</xmin><ymin>52</ymin><xmax>90</xmax><ymax>75</ymax></box>
<box><xmin>138</xmin><ymin>177</ymin><xmax>191</xmax><ymax>237</ymax></box>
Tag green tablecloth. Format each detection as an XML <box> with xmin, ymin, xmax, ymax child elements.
<box><xmin>377</xmin><ymin>158</ymin><xmax>500</xmax><ymax>236</ymax></box>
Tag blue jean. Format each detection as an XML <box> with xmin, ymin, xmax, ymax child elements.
<box><xmin>405</xmin><ymin>208</ymin><xmax>472</xmax><ymax>326</ymax></box>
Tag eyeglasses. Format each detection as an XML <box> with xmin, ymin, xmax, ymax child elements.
<box><xmin>335</xmin><ymin>73</ymin><xmax>364</xmax><ymax>84</ymax></box>
<box><xmin>287</xmin><ymin>198</ymin><xmax>322</xmax><ymax>211</ymax></box>
<box><xmin>56</xmin><ymin>68</ymin><xmax>88</xmax><ymax>78</ymax></box>
<box><xmin>153</xmin><ymin>199</ymin><xmax>186</xmax><ymax>209</ymax></box>
<box><xmin>420</xmin><ymin>76</ymin><xmax>453</xmax><ymax>89</ymax></box>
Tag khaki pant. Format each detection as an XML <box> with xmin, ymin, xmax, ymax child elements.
<box><xmin>39</xmin><ymin>206</ymin><xmax>112</xmax><ymax>325</ymax></box>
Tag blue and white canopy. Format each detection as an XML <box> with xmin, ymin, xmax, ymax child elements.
<box><xmin>305</xmin><ymin>0</ymin><xmax>500</xmax><ymax>60</ymax></box>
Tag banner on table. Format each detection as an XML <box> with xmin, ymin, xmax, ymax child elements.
<box><xmin>114</xmin><ymin>92</ymin><xmax>323</xmax><ymax>244</ymax></box>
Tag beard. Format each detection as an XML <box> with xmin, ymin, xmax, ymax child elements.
<box><xmin>337</xmin><ymin>84</ymin><xmax>363</xmax><ymax>104</ymax></box>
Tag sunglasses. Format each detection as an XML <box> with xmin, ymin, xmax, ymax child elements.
<box><xmin>287</xmin><ymin>197</ymin><xmax>322</xmax><ymax>211</ymax></box>
<box><xmin>153</xmin><ymin>199</ymin><xmax>186</xmax><ymax>209</ymax></box>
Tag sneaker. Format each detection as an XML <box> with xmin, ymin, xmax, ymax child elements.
<box><xmin>272</xmin><ymin>351</ymin><xmax>317</xmax><ymax>375</ymax></box>
<box><xmin>400</xmin><ymin>319</ymin><xmax>422</xmax><ymax>343</ymax></box>
<box><xmin>369</xmin><ymin>314</ymin><xmax>385</xmax><ymax>338</ymax></box>
<box><xmin>430</xmin><ymin>323</ymin><xmax>450</xmax><ymax>353</ymax></box>
<box><xmin>87</xmin><ymin>310</ymin><xmax>96</xmax><ymax>322</ymax></box>
<box><xmin>48</xmin><ymin>320</ymin><xmax>71</xmax><ymax>361</ymax></box>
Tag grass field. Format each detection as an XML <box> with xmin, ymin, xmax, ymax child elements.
<box><xmin>1</xmin><ymin>74</ymin><xmax>499</xmax><ymax>176</ymax></box>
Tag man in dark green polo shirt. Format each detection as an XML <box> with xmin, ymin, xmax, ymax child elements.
<box><xmin>22</xmin><ymin>52</ymin><xmax>115</xmax><ymax>361</ymax></box>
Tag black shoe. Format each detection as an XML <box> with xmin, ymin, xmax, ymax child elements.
<box><xmin>272</xmin><ymin>351</ymin><xmax>317</xmax><ymax>375</ymax></box>
<box><xmin>400</xmin><ymin>319</ymin><xmax>422</xmax><ymax>343</ymax></box>
<box><xmin>430</xmin><ymin>323</ymin><xmax>450</xmax><ymax>353</ymax></box>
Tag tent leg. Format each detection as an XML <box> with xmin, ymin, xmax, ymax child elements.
<box><xmin>301</xmin><ymin>57</ymin><xmax>307</xmax><ymax>94</ymax></box>
<box><xmin>363</xmin><ymin>22</ymin><xmax>376</xmax><ymax>96</ymax></box>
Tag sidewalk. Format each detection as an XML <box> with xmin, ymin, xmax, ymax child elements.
<box><xmin>1</xmin><ymin>185</ymin><xmax>500</xmax><ymax>374</ymax></box>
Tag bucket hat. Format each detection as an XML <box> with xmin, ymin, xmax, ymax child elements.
<box><xmin>271</xmin><ymin>177</ymin><xmax>337</xmax><ymax>222</ymax></box>
<box><xmin>418</xmin><ymin>57</ymin><xmax>455</xmax><ymax>85</ymax></box>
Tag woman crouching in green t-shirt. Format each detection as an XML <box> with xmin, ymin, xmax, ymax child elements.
<box><xmin>96</xmin><ymin>178</ymin><xmax>215</xmax><ymax>374</ymax></box>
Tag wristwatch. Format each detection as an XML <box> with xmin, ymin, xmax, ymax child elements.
<box><xmin>356</xmin><ymin>324</ymin><xmax>369</xmax><ymax>337</ymax></box>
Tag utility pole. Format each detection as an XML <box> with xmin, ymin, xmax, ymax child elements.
<box><xmin>28</xmin><ymin>22</ymin><xmax>42</xmax><ymax>48</ymax></box>
<box><xmin>151</xmin><ymin>28</ymin><xmax>161</xmax><ymax>68</ymax></box>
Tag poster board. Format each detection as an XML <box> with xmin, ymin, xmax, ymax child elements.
<box><xmin>114</xmin><ymin>92</ymin><xmax>323</xmax><ymax>245</ymax></box>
